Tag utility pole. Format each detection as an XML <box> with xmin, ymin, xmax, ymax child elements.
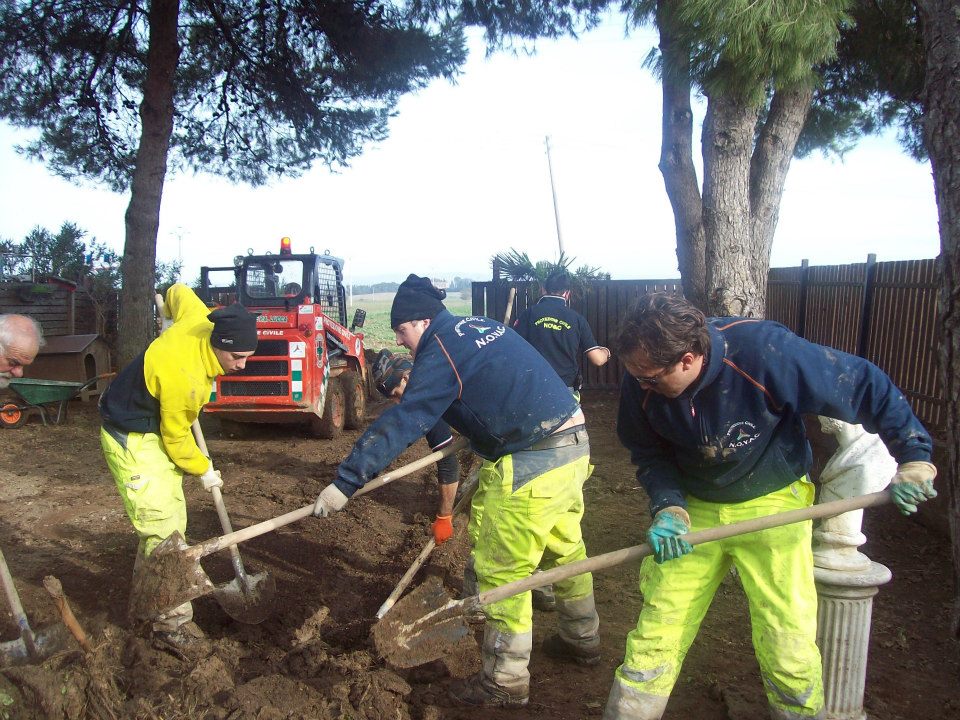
<box><xmin>544</xmin><ymin>135</ymin><xmax>564</xmax><ymax>256</ymax></box>
<box><xmin>172</xmin><ymin>226</ymin><xmax>185</xmax><ymax>262</ymax></box>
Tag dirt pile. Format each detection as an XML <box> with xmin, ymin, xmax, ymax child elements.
<box><xmin>1</xmin><ymin>608</ymin><xmax>425</xmax><ymax>720</ymax></box>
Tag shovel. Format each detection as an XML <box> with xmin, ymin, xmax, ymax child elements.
<box><xmin>372</xmin><ymin>288</ymin><xmax>514</xmax><ymax>620</ymax></box>
<box><xmin>150</xmin><ymin>293</ymin><xmax>277</xmax><ymax>623</ymax></box>
<box><xmin>191</xmin><ymin>420</ymin><xmax>277</xmax><ymax>624</ymax></box>
<box><xmin>0</xmin><ymin>546</ymin><xmax>72</xmax><ymax>667</ymax></box>
<box><xmin>375</xmin><ymin>466</ymin><xmax>480</xmax><ymax>619</ymax></box>
<box><xmin>129</xmin><ymin>436</ymin><xmax>470</xmax><ymax>622</ymax></box>
<box><xmin>373</xmin><ymin>489</ymin><xmax>893</xmax><ymax>668</ymax></box>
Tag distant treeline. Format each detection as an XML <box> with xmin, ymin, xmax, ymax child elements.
<box><xmin>350</xmin><ymin>276</ymin><xmax>473</xmax><ymax>295</ymax></box>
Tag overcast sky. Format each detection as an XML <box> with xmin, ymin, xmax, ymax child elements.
<box><xmin>0</xmin><ymin>11</ymin><xmax>941</xmax><ymax>286</ymax></box>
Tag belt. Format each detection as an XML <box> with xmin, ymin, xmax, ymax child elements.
<box><xmin>523</xmin><ymin>425</ymin><xmax>588</xmax><ymax>451</ymax></box>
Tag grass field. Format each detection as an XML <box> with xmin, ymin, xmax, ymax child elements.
<box><xmin>347</xmin><ymin>293</ymin><xmax>472</xmax><ymax>352</ymax></box>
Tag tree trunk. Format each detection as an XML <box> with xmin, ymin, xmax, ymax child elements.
<box><xmin>656</xmin><ymin>2</ymin><xmax>707</xmax><ymax>311</ymax></box>
<box><xmin>915</xmin><ymin>0</ymin><xmax>960</xmax><ymax>638</ymax></box>
<box><xmin>117</xmin><ymin>0</ymin><xmax>181</xmax><ymax>367</ymax></box>
<box><xmin>749</xmin><ymin>85</ymin><xmax>814</xmax><ymax>309</ymax></box>
<box><xmin>701</xmin><ymin>93</ymin><xmax>761</xmax><ymax>317</ymax></box>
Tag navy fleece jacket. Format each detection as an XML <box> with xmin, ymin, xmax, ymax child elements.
<box><xmin>334</xmin><ymin>310</ymin><xmax>578</xmax><ymax>496</ymax></box>
<box><xmin>617</xmin><ymin>318</ymin><xmax>932</xmax><ymax>516</ymax></box>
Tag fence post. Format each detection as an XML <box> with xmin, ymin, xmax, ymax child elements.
<box><xmin>797</xmin><ymin>259</ymin><xmax>810</xmax><ymax>339</ymax></box>
<box><xmin>472</xmin><ymin>282</ymin><xmax>485</xmax><ymax>317</ymax></box>
<box><xmin>856</xmin><ymin>254</ymin><xmax>878</xmax><ymax>359</ymax></box>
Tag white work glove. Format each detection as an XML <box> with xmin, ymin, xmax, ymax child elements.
<box><xmin>888</xmin><ymin>461</ymin><xmax>937</xmax><ymax>515</ymax></box>
<box><xmin>313</xmin><ymin>484</ymin><xmax>349</xmax><ymax>517</ymax></box>
<box><xmin>199</xmin><ymin>465</ymin><xmax>223</xmax><ymax>492</ymax></box>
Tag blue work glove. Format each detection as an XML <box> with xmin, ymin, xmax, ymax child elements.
<box><xmin>647</xmin><ymin>506</ymin><xmax>693</xmax><ymax>564</ymax></box>
<box><xmin>888</xmin><ymin>461</ymin><xmax>937</xmax><ymax>515</ymax></box>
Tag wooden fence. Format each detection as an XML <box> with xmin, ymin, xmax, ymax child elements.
<box><xmin>0</xmin><ymin>282</ymin><xmax>101</xmax><ymax>337</ymax></box>
<box><xmin>766</xmin><ymin>256</ymin><xmax>942</xmax><ymax>439</ymax></box>
<box><xmin>473</xmin><ymin>256</ymin><xmax>944</xmax><ymax>438</ymax></box>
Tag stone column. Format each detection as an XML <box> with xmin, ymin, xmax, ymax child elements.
<box><xmin>813</xmin><ymin>418</ymin><xmax>896</xmax><ymax>720</ymax></box>
<box><xmin>815</xmin><ymin>563</ymin><xmax>891</xmax><ymax>720</ymax></box>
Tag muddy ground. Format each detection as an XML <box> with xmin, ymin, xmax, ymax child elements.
<box><xmin>0</xmin><ymin>390</ymin><xmax>957</xmax><ymax>719</ymax></box>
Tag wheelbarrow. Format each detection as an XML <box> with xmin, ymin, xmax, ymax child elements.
<box><xmin>0</xmin><ymin>373</ymin><xmax>114</xmax><ymax>429</ymax></box>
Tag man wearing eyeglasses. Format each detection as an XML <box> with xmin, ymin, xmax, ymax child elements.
<box><xmin>0</xmin><ymin>314</ymin><xmax>44</xmax><ymax>389</ymax></box>
<box><xmin>605</xmin><ymin>292</ymin><xmax>935</xmax><ymax>720</ymax></box>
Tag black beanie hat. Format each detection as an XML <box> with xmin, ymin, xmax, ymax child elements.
<box><xmin>390</xmin><ymin>274</ymin><xmax>446</xmax><ymax>329</ymax></box>
<box><xmin>208</xmin><ymin>304</ymin><xmax>259</xmax><ymax>352</ymax></box>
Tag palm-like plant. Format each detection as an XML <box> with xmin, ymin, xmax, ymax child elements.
<box><xmin>491</xmin><ymin>249</ymin><xmax>610</xmax><ymax>298</ymax></box>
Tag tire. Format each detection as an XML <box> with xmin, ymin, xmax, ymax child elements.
<box><xmin>0</xmin><ymin>403</ymin><xmax>27</xmax><ymax>429</ymax></box>
<box><xmin>341</xmin><ymin>370</ymin><xmax>366</xmax><ymax>430</ymax></box>
<box><xmin>311</xmin><ymin>379</ymin><xmax>346</xmax><ymax>439</ymax></box>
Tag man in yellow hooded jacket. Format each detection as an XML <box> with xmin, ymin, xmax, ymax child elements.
<box><xmin>99</xmin><ymin>284</ymin><xmax>258</xmax><ymax>648</ymax></box>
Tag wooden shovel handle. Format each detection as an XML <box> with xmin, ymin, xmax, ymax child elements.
<box><xmin>376</xmin><ymin>467</ymin><xmax>480</xmax><ymax>618</ymax></box>
<box><xmin>477</xmin><ymin>490</ymin><xmax>892</xmax><ymax>607</ymax></box>
<box><xmin>195</xmin><ymin>436</ymin><xmax>470</xmax><ymax>558</ymax></box>
<box><xmin>42</xmin><ymin>576</ymin><xmax>93</xmax><ymax>654</ymax></box>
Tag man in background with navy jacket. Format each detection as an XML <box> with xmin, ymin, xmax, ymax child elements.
<box><xmin>314</xmin><ymin>274</ymin><xmax>601</xmax><ymax>708</ymax></box>
<box><xmin>513</xmin><ymin>269</ymin><xmax>611</xmax><ymax>401</ymax></box>
<box><xmin>605</xmin><ymin>292</ymin><xmax>936</xmax><ymax>720</ymax></box>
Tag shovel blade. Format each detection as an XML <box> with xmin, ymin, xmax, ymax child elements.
<box><xmin>0</xmin><ymin>623</ymin><xmax>73</xmax><ymax>667</ymax></box>
<box><xmin>128</xmin><ymin>532</ymin><xmax>214</xmax><ymax>623</ymax></box>
<box><xmin>212</xmin><ymin>570</ymin><xmax>277</xmax><ymax>625</ymax></box>
<box><xmin>372</xmin><ymin>576</ymin><xmax>471</xmax><ymax>669</ymax></box>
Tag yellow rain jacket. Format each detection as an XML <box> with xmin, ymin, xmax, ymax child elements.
<box><xmin>99</xmin><ymin>283</ymin><xmax>223</xmax><ymax>475</ymax></box>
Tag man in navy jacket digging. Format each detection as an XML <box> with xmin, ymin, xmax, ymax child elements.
<box><xmin>313</xmin><ymin>274</ymin><xmax>601</xmax><ymax>708</ymax></box>
<box><xmin>605</xmin><ymin>292</ymin><xmax>936</xmax><ymax>720</ymax></box>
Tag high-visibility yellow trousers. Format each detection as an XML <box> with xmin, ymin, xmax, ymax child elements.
<box><xmin>469</xmin><ymin>448</ymin><xmax>594</xmax><ymax>635</ymax></box>
<box><xmin>614</xmin><ymin>478</ymin><xmax>824</xmax><ymax>718</ymax></box>
<box><xmin>100</xmin><ymin>427</ymin><xmax>192</xmax><ymax>631</ymax></box>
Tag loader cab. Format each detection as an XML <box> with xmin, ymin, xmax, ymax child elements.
<box><xmin>237</xmin><ymin>252</ymin><xmax>347</xmax><ymax>325</ymax></box>
<box><xmin>239</xmin><ymin>256</ymin><xmax>308</xmax><ymax>309</ymax></box>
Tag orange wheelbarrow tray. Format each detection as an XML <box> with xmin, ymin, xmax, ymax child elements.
<box><xmin>0</xmin><ymin>373</ymin><xmax>114</xmax><ymax>429</ymax></box>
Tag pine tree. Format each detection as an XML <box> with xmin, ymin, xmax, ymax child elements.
<box><xmin>0</xmin><ymin>0</ymin><xmax>466</xmax><ymax>363</ymax></box>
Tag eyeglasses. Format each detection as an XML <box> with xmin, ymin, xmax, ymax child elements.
<box><xmin>634</xmin><ymin>365</ymin><xmax>672</xmax><ymax>386</ymax></box>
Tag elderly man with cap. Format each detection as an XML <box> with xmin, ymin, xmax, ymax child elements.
<box><xmin>99</xmin><ymin>283</ymin><xmax>258</xmax><ymax>649</ymax></box>
<box><xmin>314</xmin><ymin>274</ymin><xmax>601</xmax><ymax>708</ymax></box>
<box><xmin>0</xmin><ymin>314</ymin><xmax>44</xmax><ymax>389</ymax></box>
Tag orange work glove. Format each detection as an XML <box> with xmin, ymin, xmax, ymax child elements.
<box><xmin>432</xmin><ymin>514</ymin><xmax>454</xmax><ymax>544</ymax></box>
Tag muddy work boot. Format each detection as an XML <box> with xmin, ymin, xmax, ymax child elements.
<box><xmin>151</xmin><ymin>621</ymin><xmax>207</xmax><ymax>655</ymax></box>
<box><xmin>448</xmin><ymin>672</ymin><xmax>529</xmax><ymax>708</ymax></box>
<box><xmin>542</xmin><ymin>633</ymin><xmax>602</xmax><ymax>666</ymax></box>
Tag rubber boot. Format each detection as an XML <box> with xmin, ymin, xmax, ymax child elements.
<box><xmin>132</xmin><ymin>550</ymin><xmax>194</xmax><ymax>633</ymax></box>
<box><xmin>544</xmin><ymin>593</ymin><xmax>601</xmax><ymax>665</ymax></box>
<box><xmin>602</xmin><ymin>675</ymin><xmax>670</xmax><ymax>720</ymax></box>
<box><xmin>151</xmin><ymin>621</ymin><xmax>207</xmax><ymax>657</ymax></box>
<box><xmin>449</xmin><ymin>625</ymin><xmax>531</xmax><ymax>708</ymax></box>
